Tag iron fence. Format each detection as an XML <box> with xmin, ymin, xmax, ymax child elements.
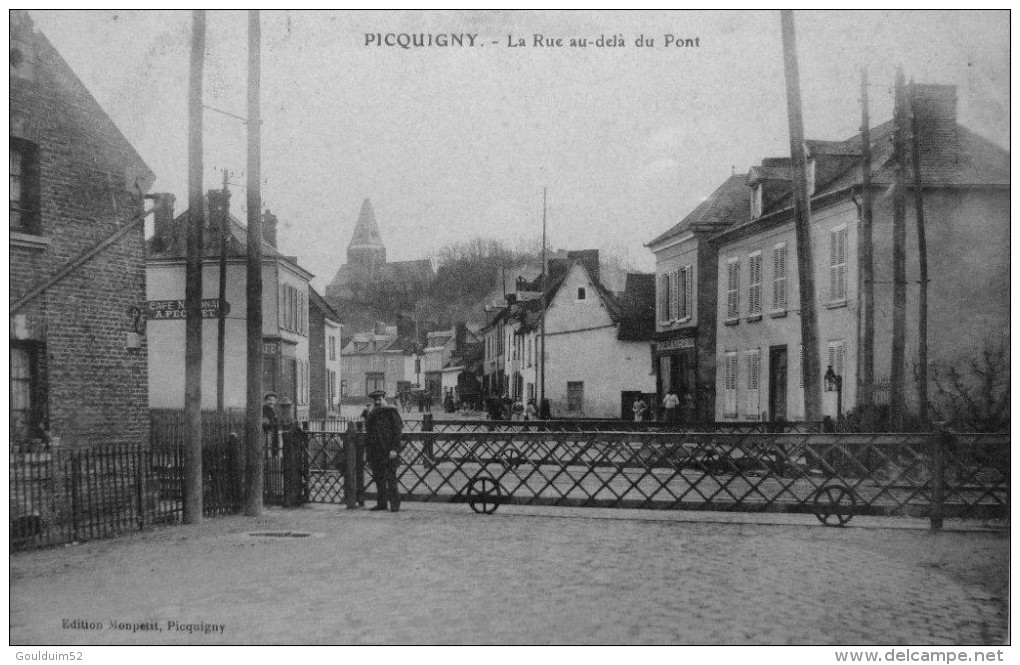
<box><xmin>401</xmin><ymin>419</ymin><xmax>825</xmax><ymax>434</ymax></box>
<box><xmin>301</xmin><ymin>427</ymin><xmax>1008</xmax><ymax>523</ymax></box>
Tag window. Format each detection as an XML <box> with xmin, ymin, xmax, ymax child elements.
<box><xmin>830</xmin><ymin>226</ymin><xmax>848</xmax><ymax>302</ymax></box>
<box><xmin>10</xmin><ymin>342</ymin><xmax>44</xmax><ymax>443</ymax></box>
<box><xmin>827</xmin><ymin>340</ymin><xmax>846</xmax><ymax>379</ymax></box>
<box><xmin>280</xmin><ymin>285</ymin><xmax>308</xmax><ymax>335</ymax></box>
<box><xmin>567</xmin><ymin>381</ymin><xmax>584</xmax><ymax>412</ymax></box>
<box><xmin>659</xmin><ymin>272</ymin><xmax>671</xmax><ymax>323</ymax></box>
<box><xmin>577</xmin><ymin>287</ymin><xmax>586</xmax><ymax>300</ymax></box>
<box><xmin>723</xmin><ymin>351</ymin><xmax>738</xmax><ymax>417</ymax></box>
<box><xmin>725</xmin><ymin>259</ymin><xmax>740</xmax><ymax>321</ymax></box>
<box><xmin>341</xmin><ymin>380</ymin><xmax>349</xmax><ymax>397</ymax></box>
<box><xmin>745</xmin><ymin>349</ymin><xmax>760</xmax><ymax>418</ymax></box>
<box><xmin>772</xmin><ymin>243</ymin><xmax>788</xmax><ymax>311</ymax></box>
<box><xmin>9</xmin><ymin>138</ymin><xmax>39</xmax><ymax>234</ymax></box>
<box><xmin>747</xmin><ymin>252</ymin><xmax>762</xmax><ymax>317</ymax></box>
<box><xmin>751</xmin><ymin>184</ymin><xmax>763</xmax><ymax>218</ymax></box>
<box><xmin>678</xmin><ymin>266</ymin><xmax>693</xmax><ymax>319</ymax></box>
<box><xmin>329</xmin><ymin>335</ymin><xmax>336</xmax><ymax>361</ymax></box>
<box><xmin>365</xmin><ymin>372</ymin><xmax>385</xmax><ymax>395</ymax></box>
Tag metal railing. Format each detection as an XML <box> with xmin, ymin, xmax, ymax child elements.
<box><xmin>300</xmin><ymin>425</ymin><xmax>1008</xmax><ymax>524</ymax></box>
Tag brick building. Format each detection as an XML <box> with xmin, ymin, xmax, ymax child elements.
<box><xmin>10</xmin><ymin>12</ymin><xmax>155</xmax><ymax>448</ymax></box>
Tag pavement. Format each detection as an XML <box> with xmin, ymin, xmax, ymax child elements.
<box><xmin>9</xmin><ymin>502</ymin><xmax>1008</xmax><ymax>646</ymax></box>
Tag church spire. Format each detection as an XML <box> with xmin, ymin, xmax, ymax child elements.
<box><xmin>349</xmin><ymin>198</ymin><xmax>383</xmax><ymax>249</ymax></box>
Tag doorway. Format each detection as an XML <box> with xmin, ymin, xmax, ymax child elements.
<box><xmin>769</xmin><ymin>345</ymin><xmax>788</xmax><ymax>422</ymax></box>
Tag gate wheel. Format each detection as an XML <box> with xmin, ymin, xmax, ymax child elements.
<box><xmin>812</xmin><ymin>484</ymin><xmax>856</xmax><ymax>527</ymax></box>
<box><xmin>467</xmin><ymin>475</ymin><xmax>503</xmax><ymax>515</ymax></box>
<box><xmin>499</xmin><ymin>447</ymin><xmax>524</xmax><ymax>469</ymax></box>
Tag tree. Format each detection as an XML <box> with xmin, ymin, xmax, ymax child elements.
<box><xmin>926</xmin><ymin>337</ymin><xmax>1010</xmax><ymax>432</ymax></box>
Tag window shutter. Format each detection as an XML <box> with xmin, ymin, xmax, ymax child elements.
<box><xmin>683</xmin><ymin>267</ymin><xmax>692</xmax><ymax>318</ymax></box>
<box><xmin>727</xmin><ymin>261</ymin><xmax>740</xmax><ymax>319</ymax></box>
<box><xmin>660</xmin><ymin>274</ymin><xmax>670</xmax><ymax>321</ymax></box>
<box><xmin>830</xmin><ymin>228</ymin><xmax>847</xmax><ymax>300</ymax></box>
<box><xmin>748</xmin><ymin>253</ymin><xmax>762</xmax><ymax>315</ymax></box>
<box><xmin>773</xmin><ymin>244</ymin><xmax>787</xmax><ymax>310</ymax></box>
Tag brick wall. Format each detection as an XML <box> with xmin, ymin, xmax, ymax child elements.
<box><xmin>10</xmin><ymin>13</ymin><xmax>153</xmax><ymax>449</ymax></box>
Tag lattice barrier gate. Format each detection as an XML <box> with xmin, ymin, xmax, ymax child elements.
<box><xmin>301</xmin><ymin>427</ymin><xmax>1008</xmax><ymax>524</ymax></box>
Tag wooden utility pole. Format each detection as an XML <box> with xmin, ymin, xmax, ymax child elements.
<box><xmin>889</xmin><ymin>67</ymin><xmax>908</xmax><ymax>431</ymax></box>
<box><xmin>184</xmin><ymin>9</ymin><xmax>206</xmax><ymax>524</ymax></box>
<box><xmin>779</xmin><ymin>10</ymin><xmax>822</xmax><ymax>421</ymax></box>
<box><xmin>909</xmin><ymin>81</ymin><xmax>929</xmax><ymax>423</ymax></box>
<box><xmin>856</xmin><ymin>68</ymin><xmax>875</xmax><ymax>408</ymax></box>
<box><xmin>244</xmin><ymin>9</ymin><xmax>264</xmax><ymax>516</ymax></box>
<box><xmin>215</xmin><ymin>170</ymin><xmax>230</xmax><ymax>412</ymax></box>
<box><xmin>539</xmin><ymin>187</ymin><xmax>547</xmax><ymax>405</ymax></box>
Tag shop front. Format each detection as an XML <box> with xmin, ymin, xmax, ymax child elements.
<box><xmin>652</xmin><ymin>328</ymin><xmax>699</xmax><ymax>422</ymax></box>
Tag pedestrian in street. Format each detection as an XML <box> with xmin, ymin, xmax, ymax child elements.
<box><xmin>364</xmin><ymin>389</ymin><xmax>403</xmax><ymax>512</ymax></box>
<box><xmin>662</xmin><ymin>388</ymin><xmax>680</xmax><ymax>423</ymax></box>
<box><xmin>632</xmin><ymin>396</ymin><xmax>648</xmax><ymax>422</ymax></box>
<box><xmin>424</xmin><ymin>390</ymin><xmax>433</xmax><ymax>413</ymax></box>
<box><xmin>525</xmin><ymin>399</ymin><xmax>538</xmax><ymax>421</ymax></box>
<box><xmin>262</xmin><ymin>392</ymin><xmax>281</xmax><ymax>457</ymax></box>
<box><xmin>510</xmin><ymin>399</ymin><xmax>524</xmax><ymax>421</ymax></box>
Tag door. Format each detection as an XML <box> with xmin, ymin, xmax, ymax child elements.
<box><xmin>769</xmin><ymin>346</ymin><xmax>788</xmax><ymax>422</ymax></box>
<box><xmin>677</xmin><ymin>350</ymin><xmax>697</xmax><ymax>422</ymax></box>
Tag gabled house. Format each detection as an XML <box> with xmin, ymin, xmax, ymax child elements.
<box><xmin>146</xmin><ymin>202</ymin><xmax>317</xmax><ymax>421</ymax></box>
<box><xmin>484</xmin><ymin>250</ymin><xmax>657</xmax><ymax>418</ymax></box>
<box><xmin>710</xmin><ymin>83</ymin><xmax>1009</xmax><ymax>422</ymax></box>
<box><xmin>10</xmin><ymin>12</ymin><xmax>155</xmax><ymax>448</ymax></box>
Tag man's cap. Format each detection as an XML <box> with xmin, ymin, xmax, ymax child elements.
<box><xmin>368</xmin><ymin>390</ymin><xmax>387</xmax><ymax>399</ymax></box>
<box><xmin>264</xmin><ymin>392</ymin><xmax>277</xmax><ymax>400</ymax></box>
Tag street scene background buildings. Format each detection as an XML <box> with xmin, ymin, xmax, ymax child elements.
<box><xmin>11</xmin><ymin>10</ymin><xmax>1010</xmax><ymax>445</ymax></box>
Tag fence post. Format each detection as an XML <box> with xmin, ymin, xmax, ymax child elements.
<box><xmin>423</xmin><ymin>413</ymin><xmax>434</xmax><ymax>462</ymax></box>
<box><xmin>70</xmin><ymin>451</ymin><xmax>82</xmax><ymax>542</ymax></box>
<box><xmin>930</xmin><ymin>421</ymin><xmax>947</xmax><ymax>531</ymax></box>
<box><xmin>344</xmin><ymin>421</ymin><xmax>358</xmax><ymax>509</ymax></box>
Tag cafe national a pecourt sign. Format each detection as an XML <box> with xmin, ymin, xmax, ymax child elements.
<box><xmin>146</xmin><ymin>299</ymin><xmax>230</xmax><ymax>320</ymax></box>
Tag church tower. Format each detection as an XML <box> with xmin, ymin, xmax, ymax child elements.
<box><xmin>347</xmin><ymin>198</ymin><xmax>386</xmax><ymax>283</ymax></box>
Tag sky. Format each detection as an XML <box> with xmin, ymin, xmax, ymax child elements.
<box><xmin>31</xmin><ymin>10</ymin><xmax>1010</xmax><ymax>290</ymax></box>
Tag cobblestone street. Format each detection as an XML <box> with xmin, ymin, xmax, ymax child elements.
<box><xmin>10</xmin><ymin>504</ymin><xmax>1007</xmax><ymax>645</ymax></box>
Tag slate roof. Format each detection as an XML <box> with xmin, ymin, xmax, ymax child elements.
<box><xmin>146</xmin><ymin>208</ymin><xmax>284</xmax><ymax>260</ymax></box>
<box><xmin>646</xmin><ymin>173</ymin><xmax>751</xmax><ymax>247</ymax></box>
<box><xmin>308</xmin><ymin>286</ymin><xmax>341</xmax><ymax>323</ymax></box>
<box><xmin>349</xmin><ymin>198</ymin><xmax>384</xmax><ymax>248</ymax></box>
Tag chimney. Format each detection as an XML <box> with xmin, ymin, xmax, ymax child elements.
<box><xmin>568</xmin><ymin>249</ymin><xmax>600</xmax><ymax>285</ymax></box>
<box><xmin>455</xmin><ymin>322</ymin><xmax>467</xmax><ymax>351</ymax></box>
<box><xmin>910</xmin><ymin>83</ymin><xmax>958</xmax><ymax>156</ymax></box>
<box><xmin>149</xmin><ymin>193</ymin><xmax>176</xmax><ymax>245</ymax></box>
<box><xmin>262</xmin><ymin>209</ymin><xmax>278</xmax><ymax>248</ymax></box>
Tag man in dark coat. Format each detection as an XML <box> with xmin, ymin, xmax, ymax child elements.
<box><xmin>364</xmin><ymin>389</ymin><xmax>403</xmax><ymax>512</ymax></box>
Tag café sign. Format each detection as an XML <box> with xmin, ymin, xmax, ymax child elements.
<box><xmin>654</xmin><ymin>336</ymin><xmax>695</xmax><ymax>352</ymax></box>
<box><xmin>146</xmin><ymin>299</ymin><xmax>230</xmax><ymax>320</ymax></box>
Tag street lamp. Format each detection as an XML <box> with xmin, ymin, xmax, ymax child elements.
<box><xmin>824</xmin><ymin>365</ymin><xmax>843</xmax><ymax>418</ymax></box>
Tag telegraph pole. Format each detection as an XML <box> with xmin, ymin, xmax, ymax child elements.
<box><xmin>215</xmin><ymin>169</ymin><xmax>230</xmax><ymax>412</ymax></box>
<box><xmin>909</xmin><ymin>81</ymin><xmax>929</xmax><ymax>423</ymax></box>
<box><xmin>780</xmin><ymin>10</ymin><xmax>822</xmax><ymax>421</ymax></box>
<box><xmin>890</xmin><ymin>67</ymin><xmax>908</xmax><ymax>431</ymax></box>
<box><xmin>857</xmin><ymin>68</ymin><xmax>875</xmax><ymax>408</ymax></box>
<box><xmin>539</xmin><ymin>187</ymin><xmax>547</xmax><ymax>405</ymax></box>
<box><xmin>184</xmin><ymin>9</ymin><xmax>206</xmax><ymax>524</ymax></box>
<box><xmin>244</xmin><ymin>10</ymin><xmax>264</xmax><ymax>516</ymax></box>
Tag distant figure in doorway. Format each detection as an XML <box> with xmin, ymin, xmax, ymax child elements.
<box><xmin>525</xmin><ymin>399</ymin><xmax>538</xmax><ymax>421</ymax></box>
<box><xmin>364</xmin><ymin>389</ymin><xmax>403</xmax><ymax>512</ymax></box>
<box><xmin>662</xmin><ymin>388</ymin><xmax>680</xmax><ymax>422</ymax></box>
<box><xmin>632</xmin><ymin>396</ymin><xmax>648</xmax><ymax>422</ymax></box>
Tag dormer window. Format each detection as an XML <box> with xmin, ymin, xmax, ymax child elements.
<box><xmin>751</xmin><ymin>184</ymin><xmax>763</xmax><ymax>218</ymax></box>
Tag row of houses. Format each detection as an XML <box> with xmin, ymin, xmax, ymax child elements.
<box><xmin>648</xmin><ymin>83</ymin><xmax>1009</xmax><ymax>423</ymax></box>
<box><xmin>475</xmin><ymin>83</ymin><xmax>1009</xmax><ymax>423</ymax></box>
